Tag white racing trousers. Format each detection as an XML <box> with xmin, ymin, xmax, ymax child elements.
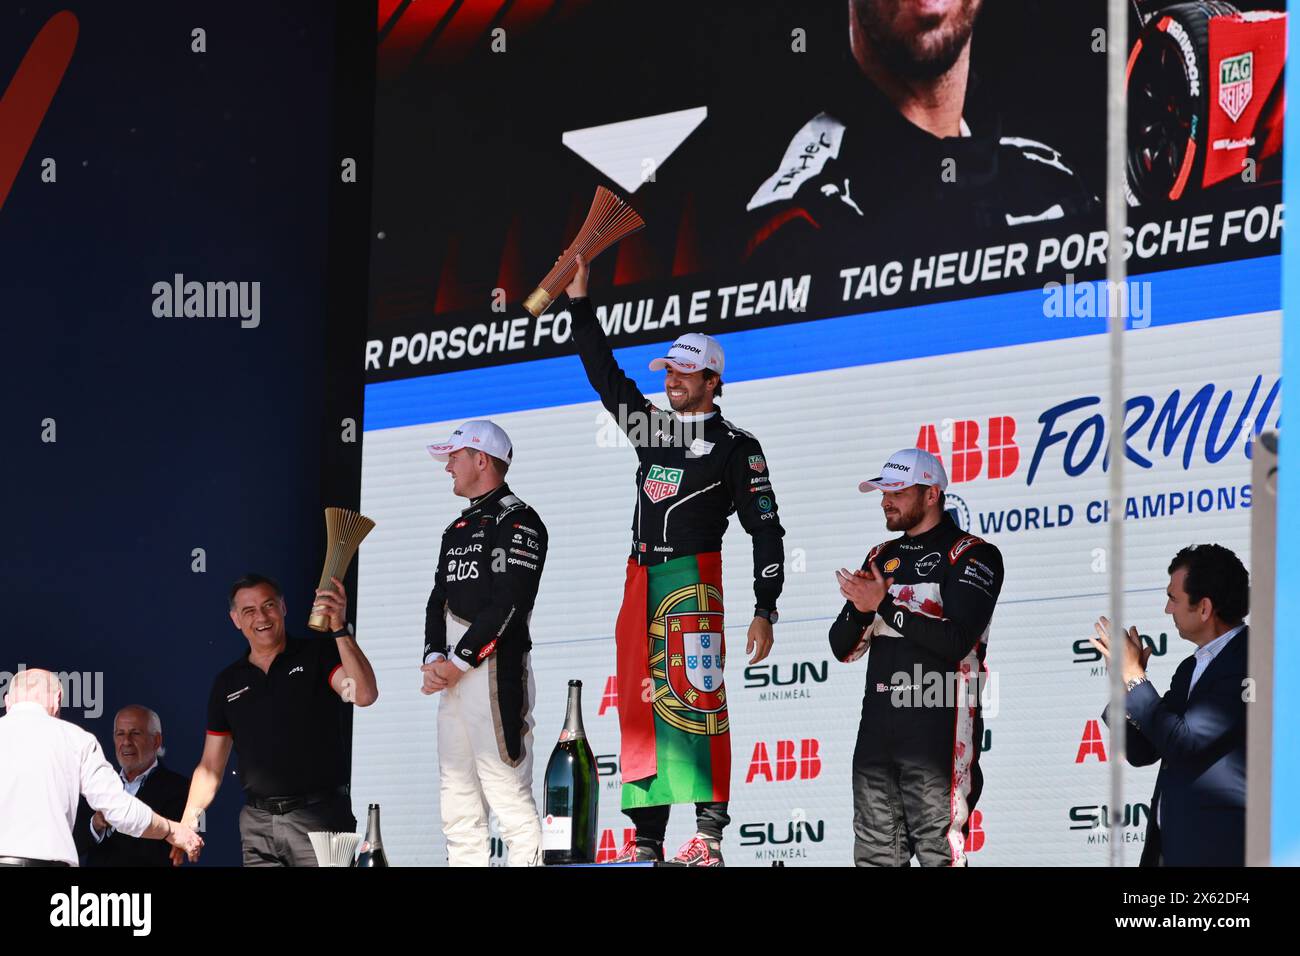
<box><xmin>437</xmin><ymin>626</ymin><xmax>542</xmax><ymax>867</ymax></box>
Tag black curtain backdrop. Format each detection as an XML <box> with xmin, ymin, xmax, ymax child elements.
<box><xmin>0</xmin><ymin>1</ymin><xmax>373</xmax><ymax>866</ymax></box>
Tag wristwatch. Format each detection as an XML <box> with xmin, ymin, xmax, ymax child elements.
<box><xmin>1125</xmin><ymin>675</ymin><xmax>1148</xmax><ymax>692</ymax></box>
<box><xmin>753</xmin><ymin>607</ymin><xmax>779</xmax><ymax>624</ymax></box>
<box><xmin>330</xmin><ymin>622</ymin><xmax>355</xmax><ymax>639</ymax></box>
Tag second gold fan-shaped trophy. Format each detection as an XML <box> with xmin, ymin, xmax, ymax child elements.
<box><xmin>307</xmin><ymin>507</ymin><xmax>376</xmax><ymax>632</ymax></box>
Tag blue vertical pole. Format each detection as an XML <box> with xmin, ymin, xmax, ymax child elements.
<box><xmin>1273</xmin><ymin>5</ymin><xmax>1300</xmax><ymax>866</ymax></box>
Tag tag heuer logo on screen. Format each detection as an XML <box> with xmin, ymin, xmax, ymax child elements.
<box><xmin>1218</xmin><ymin>52</ymin><xmax>1253</xmax><ymax>122</ymax></box>
<box><xmin>748</xmin><ymin>455</ymin><xmax>767</xmax><ymax>473</ymax></box>
<box><xmin>643</xmin><ymin>465</ymin><xmax>684</xmax><ymax>503</ymax></box>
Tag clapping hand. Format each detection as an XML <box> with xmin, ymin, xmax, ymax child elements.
<box><xmin>836</xmin><ymin>563</ymin><xmax>892</xmax><ymax>615</ymax></box>
<box><xmin>1089</xmin><ymin>616</ymin><xmax>1151</xmax><ymax>684</ymax></box>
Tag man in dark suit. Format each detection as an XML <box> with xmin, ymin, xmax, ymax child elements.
<box><xmin>74</xmin><ymin>705</ymin><xmax>189</xmax><ymax>866</ymax></box>
<box><xmin>1092</xmin><ymin>544</ymin><xmax>1250</xmax><ymax>866</ymax></box>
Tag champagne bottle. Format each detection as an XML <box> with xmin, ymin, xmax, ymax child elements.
<box><xmin>542</xmin><ymin>680</ymin><xmax>599</xmax><ymax>864</ymax></box>
<box><xmin>355</xmin><ymin>803</ymin><xmax>389</xmax><ymax>867</ymax></box>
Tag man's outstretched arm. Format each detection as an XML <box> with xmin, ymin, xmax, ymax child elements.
<box><xmin>565</xmin><ymin>255</ymin><xmax>653</xmax><ymax>429</ymax></box>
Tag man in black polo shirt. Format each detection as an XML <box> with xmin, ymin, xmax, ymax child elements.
<box><xmin>178</xmin><ymin>573</ymin><xmax>379</xmax><ymax>866</ymax></box>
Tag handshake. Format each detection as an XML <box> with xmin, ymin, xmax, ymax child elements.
<box><xmin>166</xmin><ymin>819</ymin><xmax>204</xmax><ymax>865</ymax></box>
<box><xmin>95</xmin><ymin>808</ymin><xmax>203</xmax><ymax>865</ymax></box>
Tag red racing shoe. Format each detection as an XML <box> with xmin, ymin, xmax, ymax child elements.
<box><xmin>671</xmin><ymin>834</ymin><xmax>725</xmax><ymax>867</ymax></box>
<box><xmin>606</xmin><ymin>838</ymin><xmax>663</xmax><ymax>863</ymax></box>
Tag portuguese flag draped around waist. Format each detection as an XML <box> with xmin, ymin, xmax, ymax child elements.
<box><xmin>615</xmin><ymin>552</ymin><xmax>731</xmax><ymax>808</ymax></box>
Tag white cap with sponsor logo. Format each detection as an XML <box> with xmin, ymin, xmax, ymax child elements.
<box><xmin>648</xmin><ymin>332</ymin><xmax>725</xmax><ymax>376</ymax></box>
<box><xmin>859</xmin><ymin>447</ymin><xmax>949</xmax><ymax>492</ymax></box>
<box><xmin>427</xmin><ymin>419</ymin><xmax>514</xmax><ymax>463</ymax></box>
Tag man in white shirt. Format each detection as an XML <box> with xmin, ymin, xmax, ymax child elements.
<box><xmin>0</xmin><ymin>669</ymin><xmax>203</xmax><ymax>867</ymax></box>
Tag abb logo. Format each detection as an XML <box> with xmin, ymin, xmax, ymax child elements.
<box><xmin>598</xmin><ymin>676</ymin><xmax>618</xmax><ymax>716</ymax></box>
<box><xmin>594</xmin><ymin>827</ymin><xmax>636</xmax><ymax>863</ymax></box>
<box><xmin>745</xmin><ymin>739</ymin><xmax>821</xmax><ymax>783</ymax></box>
<box><xmin>915</xmin><ymin>416</ymin><xmax>1020</xmax><ymax>483</ymax></box>
<box><xmin>964</xmin><ymin>810</ymin><xmax>985</xmax><ymax>853</ymax></box>
<box><xmin>1075</xmin><ymin>719</ymin><xmax>1108</xmax><ymax>763</ymax></box>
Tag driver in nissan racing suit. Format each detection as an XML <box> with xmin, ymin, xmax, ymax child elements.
<box><xmin>829</xmin><ymin>447</ymin><xmax>1004</xmax><ymax>866</ymax></box>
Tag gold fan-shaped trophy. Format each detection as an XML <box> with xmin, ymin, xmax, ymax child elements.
<box><xmin>522</xmin><ymin>186</ymin><xmax>646</xmax><ymax>318</ymax></box>
<box><xmin>308</xmin><ymin>507</ymin><xmax>376</xmax><ymax>632</ymax></box>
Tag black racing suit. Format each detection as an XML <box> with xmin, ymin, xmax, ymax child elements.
<box><xmin>570</xmin><ymin>295</ymin><xmax>785</xmax><ymax>844</ymax></box>
<box><xmin>828</xmin><ymin>512</ymin><xmax>1004</xmax><ymax>866</ymax></box>
<box><xmin>744</xmin><ymin>55</ymin><xmax>1097</xmax><ymax>265</ymax></box>
<box><xmin>423</xmin><ymin>482</ymin><xmax>547</xmax><ymax>763</ymax></box>
<box><xmin>569</xmin><ymin>296</ymin><xmax>785</xmax><ymax>606</ymax></box>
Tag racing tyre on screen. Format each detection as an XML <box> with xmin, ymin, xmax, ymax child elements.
<box><xmin>1126</xmin><ymin>1</ymin><xmax>1239</xmax><ymax>204</ymax></box>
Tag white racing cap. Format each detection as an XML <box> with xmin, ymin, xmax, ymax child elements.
<box><xmin>427</xmin><ymin>419</ymin><xmax>513</xmax><ymax>463</ymax></box>
<box><xmin>859</xmin><ymin>447</ymin><xmax>949</xmax><ymax>492</ymax></box>
<box><xmin>648</xmin><ymin>332</ymin><xmax>725</xmax><ymax>376</ymax></box>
